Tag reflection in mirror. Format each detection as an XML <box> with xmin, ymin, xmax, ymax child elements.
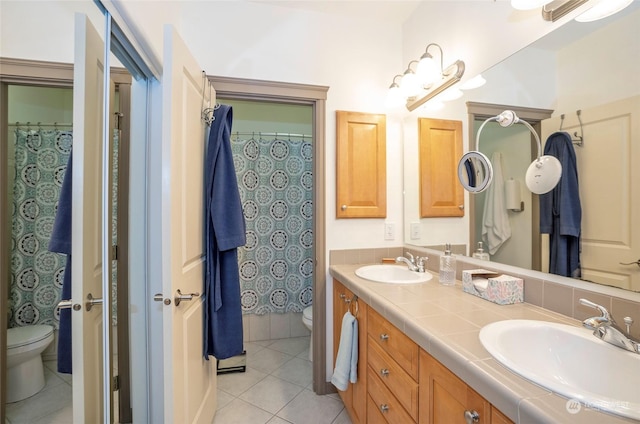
<box><xmin>405</xmin><ymin>4</ymin><xmax>640</xmax><ymax>293</ymax></box>
<box><xmin>458</xmin><ymin>151</ymin><xmax>493</xmax><ymax>193</ymax></box>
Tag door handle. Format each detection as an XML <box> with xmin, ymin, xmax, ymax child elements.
<box><xmin>620</xmin><ymin>259</ymin><xmax>640</xmax><ymax>268</ymax></box>
<box><xmin>175</xmin><ymin>289</ymin><xmax>200</xmax><ymax>306</ymax></box>
<box><xmin>57</xmin><ymin>300</ymin><xmax>82</xmax><ymax>311</ymax></box>
<box><xmin>85</xmin><ymin>293</ymin><xmax>103</xmax><ymax>312</ymax></box>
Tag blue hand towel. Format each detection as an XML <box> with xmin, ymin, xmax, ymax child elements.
<box><xmin>331</xmin><ymin>310</ymin><xmax>358</xmax><ymax>391</ymax></box>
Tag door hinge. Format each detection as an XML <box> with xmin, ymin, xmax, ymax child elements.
<box><xmin>112</xmin><ymin>245</ymin><xmax>118</xmax><ymax>260</ymax></box>
<box><xmin>113</xmin><ymin>375</ymin><xmax>120</xmax><ymax>391</ymax></box>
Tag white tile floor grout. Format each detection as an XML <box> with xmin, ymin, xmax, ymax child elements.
<box><xmin>6</xmin><ymin>336</ymin><xmax>351</xmax><ymax>424</ymax></box>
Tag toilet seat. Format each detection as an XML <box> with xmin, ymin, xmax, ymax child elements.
<box><xmin>8</xmin><ymin>325</ymin><xmax>54</xmax><ymax>349</ymax></box>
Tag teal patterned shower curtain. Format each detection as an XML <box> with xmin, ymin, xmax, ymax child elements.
<box><xmin>9</xmin><ymin>129</ymin><xmax>71</xmax><ymax>328</ymax></box>
<box><xmin>232</xmin><ymin>135</ymin><xmax>313</xmax><ymax>315</ymax></box>
<box><xmin>9</xmin><ymin>128</ymin><xmax>119</xmax><ymax>328</ymax></box>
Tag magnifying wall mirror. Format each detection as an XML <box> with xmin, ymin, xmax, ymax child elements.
<box><xmin>458</xmin><ymin>151</ymin><xmax>493</xmax><ymax>193</ymax></box>
<box><xmin>458</xmin><ymin>109</ymin><xmax>562</xmax><ymax>194</ymax></box>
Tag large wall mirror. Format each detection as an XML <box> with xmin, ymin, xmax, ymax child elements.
<box><xmin>1</xmin><ymin>1</ymin><xmax>155</xmax><ymax>422</ymax></box>
<box><xmin>404</xmin><ymin>3</ymin><xmax>640</xmax><ymax>292</ymax></box>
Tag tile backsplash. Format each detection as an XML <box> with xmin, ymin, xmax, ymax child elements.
<box><xmin>330</xmin><ymin>246</ymin><xmax>640</xmax><ymax>341</ymax></box>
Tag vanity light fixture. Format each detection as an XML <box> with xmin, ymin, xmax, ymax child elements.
<box><xmin>540</xmin><ymin>0</ymin><xmax>632</xmax><ymax>22</ymax></box>
<box><xmin>387</xmin><ymin>43</ymin><xmax>465</xmax><ymax>111</ymax></box>
<box><xmin>458</xmin><ymin>110</ymin><xmax>562</xmax><ymax>195</ymax></box>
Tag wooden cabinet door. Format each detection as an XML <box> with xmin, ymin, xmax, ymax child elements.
<box><xmin>336</xmin><ymin>111</ymin><xmax>387</xmax><ymax>218</ymax></box>
<box><xmin>419</xmin><ymin>350</ymin><xmax>490</xmax><ymax>424</ymax></box>
<box><xmin>333</xmin><ymin>279</ymin><xmax>367</xmax><ymax>423</ymax></box>
<box><xmin>418</xmin><ymin>118</ymin><xmax>464</xmax><ymax>217</ymax></box>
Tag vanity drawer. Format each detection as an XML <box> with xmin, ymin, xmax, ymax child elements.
<box><xmin>368</xmin><ymin>335</ymin><xmax>419</xmax><ymax>420</ymax></box>
<box><xmin>368</xmin><ymin>308</ymin><xmax>419</xmax><ymax>380</ymax></box>
<box><xmin>367</xmin><ymin>366</ymin><xmax>416</xmax><ymax>424</ymax></box>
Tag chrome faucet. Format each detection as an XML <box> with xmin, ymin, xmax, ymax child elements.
<box><xmin>579</xmin><ymin>298</ymin><xmax>639</xmax><ymax>354</ymax></box>
<box><xmin>395</xmin><ymin>253</ymin><xmax>427</xmax><ymax>272</ymax></box>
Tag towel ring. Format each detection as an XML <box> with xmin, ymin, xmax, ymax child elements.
<box><xmin>349</xmin><ymin>295</ymin><xmax>359</xmax><ymax>317</ymax></box>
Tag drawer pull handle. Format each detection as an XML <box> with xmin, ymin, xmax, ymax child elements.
<box><xmin>380</xmin><ymin>368</ymin><xmax>390</xmax><ymax>377</ymax></box>
<box><xmin>380</xmin><ymin>333</ymin><xmax>389</xmax><ymax>341</ymax></box>
<box><xmin>464</xmin><ymin>410</ymin><xmax>480</xmax><ymax>424</ymax></box>
<box><xmin>380</xmin><ymin>404</ymin><xmax>389</xmax><ymax>413</ymax></box>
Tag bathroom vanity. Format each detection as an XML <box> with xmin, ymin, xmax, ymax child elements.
<box><xmin>330</xmin><ymin>264</ymin><xmax>636</xmax><ymax>424</ymax></box>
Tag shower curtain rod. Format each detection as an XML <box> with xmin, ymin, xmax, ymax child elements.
<box><xmin>233</xmin><ymin>131</ymin><xmax>312</xmax><ymax>139</ymax></box>
<box><xmin>9</xmin><ymin>121</ymin><xmax>73</xmax><ymax>128</ymax></box>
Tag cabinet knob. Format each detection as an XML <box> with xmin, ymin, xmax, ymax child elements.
<box><xmin>380</xmin><ymin>404</ymin><xmax>389</xmax><ymax>413</ymax></box>
<box><xmin>380</xmin><ymin>368</ymin><xmax>389</xmax><ymax>377</ymax></box>
<box><xmin>380</xmin><ymin>333</ymin><xmax>389</xmax><ymax>341</ymax></box>
<box><xmin>459</xmin><ymin>204</ymin><xmax>464</xmax><ymax>210</ymax></box>
<box><xmin>464</xmin><ymin>410</ymin><xmax>480</xmax><ymax>424</ymax></box>
<box><xmin>341</xmin><ymin>204</ymin><xmax>347</xmax><ymax>211</ymax></box>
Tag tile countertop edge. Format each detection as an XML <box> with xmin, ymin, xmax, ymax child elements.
<box><xmin>328</xmin><ymin>264</ymin><xmax>636</xmax><ymax>424</ymax></box>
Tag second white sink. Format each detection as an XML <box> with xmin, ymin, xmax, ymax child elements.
<box><xmin>355</xmin><ymin>264</ymin><xmax>433</xmax><ymax>284</ymax></box>
<box><xmin>480</xmin><ymin>319</ymin><xmax>640</xmax><ymax>420</ymax></box>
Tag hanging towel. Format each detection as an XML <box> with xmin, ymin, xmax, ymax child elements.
<box><xmin>331</xmin><ymin>310</ymin><xmax>358</xmax><ymax>391</ymax></box>
<box><xmin>203</xmin><ymin>104</ymin><xmax>247</xmax><ymax>360</ymax></box>
<box><xmin>482</xmin><ymin>152</ymin><xmax>511</xmax><ymax>255</ymax></box>
<box><xmin>49</xmin><ymin>152</ymin><xmax>73</xmax><ymax>374</ymax></box>
<box><xmin>540</xmin><ymin>132</ymin><xmax>581</xmax><ymax>278</ymax></box>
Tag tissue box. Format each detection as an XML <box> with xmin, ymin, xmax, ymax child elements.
<box><xmin>462</xmin><ymin>269</ymin><xmax>523</xmax><ymax>305</ymax></box>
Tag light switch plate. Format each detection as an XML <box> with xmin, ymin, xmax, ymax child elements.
<box><xmin>410</xmin><ymin>222</ymin><xmax>421</xmax><ymax>240</ymax></box>
<box><xmin>384</xmin><ymin>223</ymin><xmax>395</xmax><ymax>240</ymax></box>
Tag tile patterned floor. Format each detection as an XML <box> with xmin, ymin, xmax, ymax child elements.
<box><xmin>214</xmin><ymin>336</ymin><xmax>352</xmax><ymax>424</ymax></box>
<box><xmin>5</xmin><ymin>336</ymin><xmax>352</xmax><ymax>424</ymax></box>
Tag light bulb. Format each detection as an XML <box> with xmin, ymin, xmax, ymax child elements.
<box><xmin>460</xmin><ymin>74</ymin><xmax>486</xmax><ymax>90</ymax></box>
<box><xmin>417</xmin><ymin>56</ymin><xmax>440</xmax><ymax>86</ymax></box>
<box><xmin>575</xmin><ymin>0</ymin><xmax>633</xmax><ymax>22</ymax></box>
<box><xmin>400</xmin><ymin>71</ymin><xmax>421</xmax><ymax>97</ymax></box>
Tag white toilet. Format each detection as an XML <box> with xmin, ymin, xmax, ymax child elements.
<box><xmin>302</xmin><ymin>306</ymin><xmax>313</xmax><ymax>361</ymax></box>
<box><xmin>7</xmin><ymin>324</ymin><xmax>55</xmax><ymax>403</ymax></box>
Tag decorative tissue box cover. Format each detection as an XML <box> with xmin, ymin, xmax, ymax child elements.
<box><xmin>462</xmin><ymin>269</ymin><xmax>523</xmax><ymax>305</ymax></box>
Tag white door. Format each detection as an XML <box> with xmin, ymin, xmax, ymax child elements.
<box><xmin>158</xmin><ymin>25</ymin><xmax>217</xmax><ymax>423</ymax></box>
<box><xmin>71</xmin><ymin>13</ymin><xmax>105</xmax><ymax>423</ymax></box>
<box><xmin>541</xmin><ymin>95</ymin><xmax>640</xmax><ymax>290</ymax></box>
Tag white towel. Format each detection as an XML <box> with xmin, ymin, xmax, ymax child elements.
<box><xmin>331</xmin><ymin>311</ymin><xmax>358</xmax><ymax>391</ymax></box>
<box><xmin>482</xmin><ymin>152</ymin><xmax>511</xmax><ymax>255</ymax></box>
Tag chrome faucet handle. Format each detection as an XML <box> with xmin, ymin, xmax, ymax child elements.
<box><xmin>405</xmin><ymin>252</ymin><xmax>415</xmax><ymax>263</ymax></box>
<box><xmin>415</xmin><ymin>256</ymin><xmax>427</xmax><ymax>273</ymax></box>
<box><xmin>579</xmin><ymin>298</ymin><xmax>612</xmax><ymax>322</ymax></box>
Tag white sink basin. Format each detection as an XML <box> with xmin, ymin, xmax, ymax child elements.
<box><xmin>355</xmin><ymin>264</ymin><xmax>433</xmax><ymax>284</ymax></box>
<box><xmin>480</xmin><ymin>320</ymin><xmax>640</xmax><ymax>420</ymax></box>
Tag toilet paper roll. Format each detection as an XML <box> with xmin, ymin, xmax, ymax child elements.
<box><xmin>505</xmin><ymin>179</ymin><xmax>521</xmax><ymax>210</ymax></box>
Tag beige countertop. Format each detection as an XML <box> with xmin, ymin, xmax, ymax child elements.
<box><xmin>329</xmin><ymin>263</ymin><xmax>637</xmax><ymax>424</ymax></box>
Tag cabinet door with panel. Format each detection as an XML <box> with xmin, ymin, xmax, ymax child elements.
<box><xmin>333</xmin><ymin>279</ymin><xmax>367</xmax><ymax>423</ymax></box>
<box><xmin>419</xmin><ymin>349</ymin><xmax>490</xmax><ymax>424</ymax></box>
<box><xmin>418</xmin><ymin>118</ymin><xmax>464</xmax><ymax>218</ymax></box>
<box><xmin>336</xmin><ymin>110</ymin><xmax>387</xmax><ymax>218</ymax></box>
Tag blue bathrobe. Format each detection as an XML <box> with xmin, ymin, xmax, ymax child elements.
<box><xmin>49</xmin><ymin>152</ymin><xmax>73</xmax><ymax>374</ymax></box>
<box><xmin>203</xmin><ymin>105</ymin><xmax>247</xmax><ymax>360</ymax></box>
<box><xmin>540</xmin><ymin>132</ymin><xmax>582</xmax><ymax>278</ymax></box>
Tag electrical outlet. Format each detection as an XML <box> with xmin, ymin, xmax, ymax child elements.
<box><xmin>384</xmin><ymin>223</ymin><xmax>395</xmax><ymax>240</ymax></box>
<box><xmin>410</xmin><ymin>222</ymin><xmax>421</xmax><ymax>240</ymax></box>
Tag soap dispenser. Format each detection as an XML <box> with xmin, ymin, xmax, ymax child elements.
<box><xmin>472</xmin><ymin>242</ymin><xmax>490</xmax><ymax>261</ymax></box>
<box><xmin>439</xmin><ymin>244</ymin><xmax>456</xmax><ymax>286</ymax></box>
